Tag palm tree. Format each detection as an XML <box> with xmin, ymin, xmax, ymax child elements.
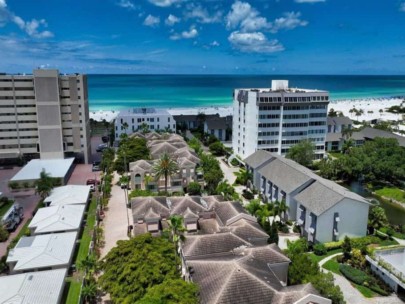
<box><xmin>246</xmin><ymin>199</ymin><xmax>261</xmax><ymax>216</ymax></box>
<box><xmin>77</xmin><ymin>254</ymin><xmax>98</xmax><ymax>278</ymax></box>
<box><xmin>166</xmin><ymin>215</ymin><xmax>186</xmax><ymax>268</ymax></box>
<box><xmin>143</xmin><ymin>174</ymin><xmax>153</xmax><ymax>190</ymax></box>
<box><xmin>342</xmin><ymin>139</ymin><xmax>354</xmax><ymax>154</ymax></box>
<box><xmin>153</xmin><ymin>152</ymin><xmax>179</xmax><ymax>194</ymax></box>
<box><xmin>139</xmin><ymin>122</ymin><xmax>149</xmax><ymax>134</ymax></box>
<box><xmin>81</xmin><ymin>281</ymin><xmax>97</xmax><ymax>303</ymax></box>
<box><xmin>274</xmin><ymin>200</ymin><xmax>289</xmax><ymax>222</ymax></box>
<box><xmin>122</xmin><ymin>122</ymin><xmax>129</xmax><ymax>134</ymax></box>
<box><xmin>216</xmin><ymin>181</ymin><xmax>239</xmax><ymax>201</ymax></box>
<box><xmin>234</xmin><ymin>168</ymin><xmax>253</xmax><ymax>187</ymax></box>
<box><xmin>256</xmin><ymin>204</ymin><xmax>272</xmax><ymax>227</ymax></box>
<box><xmin>341</xmin><ymin>127</ymin><xmax>353</xmax><ymax>140</ymax></box>
<box><xmin>34</xmin><ymin>169</ymin><xmax>54</xmax><ymax>200</ymax></box>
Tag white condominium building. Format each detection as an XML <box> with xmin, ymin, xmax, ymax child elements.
<box><xmin>0</xmin><ymin>69</ymin><xmax>91</xmax><ymax>163</ymax></box>
<box><xmin>115</xmin><ymin>108</ymin><xmax>176</xmax><ymax>138</ymax></box>
<box><xmin>233</xmin><ymin>80</ymin><xmax>329</xmax><ymax>159</ymax></box>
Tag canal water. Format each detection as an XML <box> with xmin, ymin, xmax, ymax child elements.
<box><xmin>346</xmin><ymin>181</ymin><xmax>405</xmax><ymax>225</ymax></box>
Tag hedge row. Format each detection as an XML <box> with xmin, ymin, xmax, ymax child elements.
<box><xmin>339</xmin><ymin>264</ymin><xmax>389</xmax><ymax>296</ymax></box>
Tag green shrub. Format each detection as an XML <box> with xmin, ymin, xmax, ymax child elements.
<box><xmin>0</xmin><ymin>226</ymin><xmax>9</xmax><ymax>242</ymax></box>
<box><xmin>339</xmin><ymin>264</ymin><xmax>369</xmax><ymax>285</ymax></box>
<box><xmin>230</xmin><ymin>158</ymin><xmax>239</xmax><ymax>167</ymax></box>
<box><xmin>187</xmin><ymin>182</ymin><xmax>201</xmax><ymax>195</ymax></box>
<box><xmin>325</xmin><ymin>240</ymin><xmax>344</xmax><ymax>251</ymax></box>
<box><xmin>128</xmin><ymin>189</ymin><xmax>156</xmax><ymax>198</ymax></box>
<box><xmin>22</xmin><ymin>181</ymin><xmax>30</xmax><ymax>189</ymax></box>
<box><xmin>8</xmin><ymin>181</ymin><xmax>19</xmax><ymax>190</ymax></box>
<box><xmin>293</xmin><ymin>224</ymin><xmax>301</xmax><ymax>234</ymax></box>
<box><xmin>209</xmin><ymin>141</ymin><xmax>225</xmax><ymax>156</ymax></box>
<box><xmin>242</xmin><ymin>190</ymin><xmax>254</xmax><ymax>200</ymax></box>
<box><xmin>286</xmin><ymin>220</ymin><xmax>293</xmax><ymax>226</ymax></box>
<box><xmin>386</xmin><ymin>228</ymin><xmax>395</xmax><ymax>237</ymax></box>
<box><xmin>314</xmin><ymin>243</ymin><xmax>327</xmax><ymax>256</ymax></box>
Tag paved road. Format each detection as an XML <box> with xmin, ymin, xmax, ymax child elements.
<box><xmin>100</xmin><ymin>172</ymin><xmax>132</xmax><ymax>259</ymax></box>
<box><xmin>319</xmin><ymin>253</ymin><xmax>403</xmax><ymax>304</ymax></box>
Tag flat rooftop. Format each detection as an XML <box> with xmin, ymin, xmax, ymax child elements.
<box><xmin>7</xmin><ymin>232</ymin><xmax>77</xmax><ymax>272</ymax></box>
<box><xmin>0</xmin><ymin>268</ymin><xmax>67</xmax><ymax>304</ymax></box>
<box><xmin>44</xmin><ymin>185</ymin><xmax>91</xmax><ymax>206</ymax></box>
<box><xmin>29</xmin><ymin>204</ymin><xmax>86</xmax><ymax>235</ymax></box>
<box><xmin>376</xmin><ymin>248</ymin><xmax>405</xmax><ymax>276</ymax></box>
<box><xmin>11</xmin><ymin>158</ymin><xmax>74</xmax><ymax>182</ymax></box>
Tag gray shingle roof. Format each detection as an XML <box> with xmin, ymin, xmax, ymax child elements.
<box><xmin>327</xmin><ymin>116</ymin><xmax>352</xmax><ymax>125</ymax></box>
<box><xmin>169</xmin><ymin>196</ymin><xmax>207</xmax><ymax>215</ymax></box>
<box><xmin>294</xmin><ymin>180</ymin><xmax>368</xmax><ymax>216</ymax></box>
<box><xmin>244</xmin><ymin>150</ymin><xmax>273</xmax><ymax>169</ymax></box>
<box><xmin>131</xmin><ymin>197</ymin><xmax>170</xmax><ymax>221</ymax></box>
<box><xmin>360</xmin><ymin>127</ymin><xmax>405</xmax><ymax>147</ymax></box>
<box><xmin>215</xmin><ymin>201</ymin><xmax>250</xmax><ymax>225</ymax></box>
<box><xmin>205</xmin><ymin>116</ymin><xmax>232</xmax><ymax>130</ymax></box>
<box><xmin>258</xmin><ymin>158</ymin><xmax>315</xmax><ymax>193</ymax></box>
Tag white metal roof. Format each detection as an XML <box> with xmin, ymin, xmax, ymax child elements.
<box><xmin>7</xmin><ymin>232</ymin><xmax>77</xmax><ymax>272</ymax></box>
<box><xmin>11</xmin><ymin>158</ymin><xmax>75</xmax><ymax>181</ymax></box>
<box><xmin>44</xmin><ymin>185</ymin><xmax>91</xmax><ymax>206</ymax></box>
<box><xmin>29</xmin><ymin>205</ymin><xmax>85</xmax><ymax>235</ymax></box>
<box><xmin>0</xmin><ymin>268</ymin><xmax>67</xmax><ymax>304</ymax></box>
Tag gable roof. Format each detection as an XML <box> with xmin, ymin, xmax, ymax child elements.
<box><xmin>0</xmin><ymin>269</ymin><xmax>67</xmax><ymax>304</ymax></box>
<box><xmin>7</xmin><ymin>232</ymin><xmax>77</xmax><ymax>272</ymax></box>
<box><xmin>29</xmin><ymin>205</ymin><xmax>85</xmax><ymax>235</ymax></box>
<box><xmin>44</xmin><ymin>185</ymin><xmax>91</xmax><ymax>206</ymax></box>
<box><xmin>168</xmin><ymin>196</ymin><xmax>207</xmax><ymax>215</ymax></box>
<box><xmin>294</xmin><ymin>180</ymin><xmax>369</xmax><ymax>216</ymax></box>
<box><xmin>244</xmin><ymin>150</ymin><xmax>273</xmax><ymax>169</ymax></box>
<box><xmin>360</xmin><ymin>127</ymin><xmax>405</xmax><ymax>147</ymax></box>
<box><xmin>131</xmin><ymin>197</ymin><xmax>170</xmax><ymax>220</ymax></box>
<box><xmin>129</xmin><ymin>159</ymin><xmax>153</xmax><ymax>172</ymax></box>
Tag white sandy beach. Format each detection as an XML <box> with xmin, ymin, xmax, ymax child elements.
<box><xmin>89</xmin><ymin>97</ymin><xmax>404</xmax><ymax>122</ymax></box>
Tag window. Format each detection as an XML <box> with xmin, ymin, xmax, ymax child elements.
<box><xmin>168</xmin><ymin>117</ymin><xmax>170</xmax><ymax>122</ymax></box>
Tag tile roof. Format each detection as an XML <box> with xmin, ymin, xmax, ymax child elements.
<box><xmin>327</xmin><ymin>116</ymin><xmax>352</xmax><ymax>125</ymax></box>
<box><xmin>0</xmin><ymin>269</ymin><xmax>67</xmax><ymax>304</ymax></box>
<box><xmin>29</xmin><ymin>205</ymin><xmax>85</xmax><ymax>235</ymax></box>
<box><xmin>7</xmin><ymin>232</ymin><xmax>77</xmax><ymax>272</ymax></box>
<box><xmin>214</xmin><ymin>201</ymin><xmax>252</xmax><ymax>225</ymax></box>
<box><xmin>227</xmin><ymin>220</ymin><xmax>269</xmax><ymax>244</ymax></box>
<box><xmin>129</xmin><ymin>159</ymin><xmax>153</xmax><ymax>172</ymax></box>
<box><xmin>183</xmin><ymin>232</ymin><xmax>251</xmax><ymax>258</ymax></box>
<box><xmin>188</xmin><ymin>248</ymin><xmax>318</xmax><ymax>304</ymax></box>
<box><xmin>360</xmin><ymin>127</ymin><xmax>405</xmax><ymax>147</ymax></box>
<box><xmin>131</xmin><ymin>197</ymin><xmax>170</xmax><ymax>221</ymax></box>
<box><xmin>169</xmin><ymin>196</ymin><xmax>207</xmax><ymax>215</ymax></box>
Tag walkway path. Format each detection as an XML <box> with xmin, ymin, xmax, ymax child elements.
<box><xmin>100</xmin><ymin>172</ymin><xmax>132</xmax><ymax>258</ymax></box>
<box><xmin>318</xmin><ymin>253</ymin><xmax>403</xmax><ymax>304</ymax></box>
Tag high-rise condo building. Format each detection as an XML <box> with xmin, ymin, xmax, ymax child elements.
<box><xmin>233</xmin><ymin>80</ymin><xmax>329</xmax><ymax>159</ymax></box>
<box><xmin>0</xmin><ymin>69</ymin><xmax>91</xmax><ymax>163</ymax></box>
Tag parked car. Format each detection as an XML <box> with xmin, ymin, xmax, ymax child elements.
<box><xmin>1</xmin><ymin>203</ymin><xmax>24</xmax><ymax>232</ymax></box>
<box><xmin>86</xmin><ymin>179</ymin><xmax>100</xmax><ymax>186</ymax></box>
<box><xmin>96</xmin><ymin>143</ymin><xmax>108</xmax><ymax>152</ymax></box>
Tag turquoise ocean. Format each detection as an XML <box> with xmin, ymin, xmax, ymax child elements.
<box><xmin>87</xmin><ymin>75</ymin><xmax>405</xmax><ymax>111</ymax></box>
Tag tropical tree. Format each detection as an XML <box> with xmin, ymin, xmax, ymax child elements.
<box><xmin>99</xmin><ymin>234</ymin><xmax>178</xmax><ymax>303</ymax></box>
<box><xmin>81</xmin><ymin>280</ymin><xmax>98</xmax><ymax>304</ymax></box>
<box><xmin>355</xmin><ymin>109</ymin><xmax>364</xmax><ymax>121</ymax></box>
<box><xmin>122</xmin><ymin>121</ymin><xmax>129</xmax><ymax>134</ymax></box>
<box><xmin>196</xmin><ymin>112</ymin><xmax>206</xmax><ymax>129</ymax></box>
<box><xmin>78</xmin><ymin>254</ymin><xmax>98</xmax><ymax>278</ymax></box>
<box><xmin>256</xmin><ymin>204</ymin><xmax>273</xmax><ymax>227</ymax></box>
<box><xmin>328</xmin><ymin>108</ymin><xmax>338</xmax><ymax>117</ymax></box>
<box><xmin>153</xmin><ymin>152</ymin><xmax>179</xmax><ymax>194</ymax></box>
<box><xmin>187</xmin><ymin>181</ymin><xmax>201</xmax><ymax>195</ymax></box>
<box><xmin>216</xmin><ymin>181</ymin><xmax>239</xmax><ymax>200</ymax></box>
<box><xmin>139</xmin><ymin>122</ymin><xmax>149</xmax><ymax>134</ymax></box>
<box><xmin>34</xmin><ymin>169</ymin><xmax>54</xmax><ymax>199</ymax></box>
<box><xmin>234</xmin><ymin>168</ymin><xmax>253</xmax><ymax>187</ymax></box>
<box><xmin>341</xmin><ymin>127</ymin><xmax>353</xmax><ymax>140</ymax></box>
<box><xmin>137</xmin><ymin>279</ymin><xmax>199</xmax><ymax>304</ymax></box>
<box><xmin>246</xmin><ymin>199</ymin><xmax>261</xmax><ymax>216</ymax></box>
<box><xmin>166</xmin><ymin>215</ymin><xmax>186</xmax><ymax>267</ymax></box>
<box><xmin>143</xmin><ymin>174</ymin><xmax>153</xmax><ymax>190</ymax></box>
<box><xmin>286</xmin><ymin>139</ymin><xmax>315</xmax><ymax>168</ymax></box>
<box><xmin>209</xmin><ymin>141</ymin><xmax>226</xmax><ymax>156</ymax></box>
<box><xmin>368</xmin><ymin>205</ymin><xmax>388</xmax><ymax>233</ymax></box>
<box><xmin>341</xmin><ymin>139</ymin><xmax>354</xmax><ymax>154</ymax></box>
<box><xmin>274</xmin><ymin>200</ymin><xmax>289</xmax><ymax>222</ymax></box>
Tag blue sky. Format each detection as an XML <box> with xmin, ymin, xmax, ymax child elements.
<box><xmin>0</xmin><ymin>0</ymin><xmax>405</xmax><ymax>74</ymax></box>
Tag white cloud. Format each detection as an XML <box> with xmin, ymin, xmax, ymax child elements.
<box><xmin>0</xmin><ymin>0</ymin><xmax>53</xmax><ymax>38</ymax></box>
<box><xmin>170</xmin><ymin>27</ymin><xmax>198</xmax><ymax>40</ymax></box>
<box><xmin>228</xmin><ymin>31</ymin><xmax>284</xmax><ymax>53</ymax></box>
<box><xmin>270</xmin><ymin>12</ymin><xmax>308</xmax><ymax>33</ymax></box>
<box><xmin>148</xmin><ymin>0</ymin><xmax>183</xmax><ymax>7</ymax></box>
<box><xmin>117</xmin><ymin>0</ymin><xmax>136</xmax><ymax>10</ymax></box>
<box><xmin>295</xmin><ymin>0</ymin><xmax>325</xmax><ymax>3</ymax></box>
<box><xmin>165</xmin><ymin>14</ymin><xmax>180</xmax><ymax>26</ymax></box>
<box><xmin>185</xmin><ymin>4</ymin><xmax>222</xmax><ymax>24</ymax></box>
<box><xmin>210</xmin><ymin>40</ymin><xmax>220</xmax><ymax>46</ymax></box>
<box><xmin>226</xmin><ymin>1</ymin><xmax>271</xmax><ymax>32</ymax></box>
<box><xmin>400</xmin><ymin>3</ymin><xmax>405</xmax><ymax>12</ymax></box>
<box><xmin>143</xmin><ymin>14</ymin><xmax>160</xmax><ymax>27</ymax></box>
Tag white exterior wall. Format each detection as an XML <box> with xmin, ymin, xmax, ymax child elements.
<box><xmin>315</xmin><ymin>198</ymin><xmax>369</xmax><ymax>243</ymax></box>
<box><xmin>115</xmin><ymin>111</ymin><xmax>176</xmax><ymax>138</ymax></box>
<box><xmin>232</xmin><ymin>85</ymin><xmax>329</xmax><ymax>160</ymax></box>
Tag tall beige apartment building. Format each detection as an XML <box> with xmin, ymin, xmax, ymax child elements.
<box><xmin>0</xmin><ymin>69</ymin><xmax>91</xmax><ymax>163</ymax></box>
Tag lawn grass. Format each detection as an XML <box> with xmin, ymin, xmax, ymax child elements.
<box><xmin>322</xmin><ymin>257</ymin><xmax>341</xmax><ymax>275</ymax></box>
<box><xmin>375</xmin><ymin>187</ymin><xmax>405</xmax><ymax>203</ymax></box>
<box><xmin>354</xmin><ymin>283</ymin><xmax>376</xmax><ymax>298</ymax></box>
<box><xmin>65</xmin><ymin>197</ymin><xmax>97</xmax><ymax>304</ymax></box>
<box><xmin>308</xmin><ymin>248</ymin><xmax>342</xmax><ymax>264</ymax></box>
<box><xmin>0</xmin><ymin>200</ymin><xmax>13</xmax><ymax>217</ymax></box>
<box><xmin>7</xmin><ymin>220</ymin><xmax>31</xmax><ymax>250</ymax></box>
